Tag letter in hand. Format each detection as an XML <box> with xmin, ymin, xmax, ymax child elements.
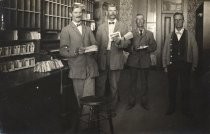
<box><xmin>164</xmin><ymin>68</ymin><xmax>168</xmax><ymax>73</ymax></box>
<box><xmin>113</xmin><ymin>37</ymin><xmax>121</xmax><ymax>45</ymax></box>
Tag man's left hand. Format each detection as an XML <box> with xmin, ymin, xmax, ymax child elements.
<box><xmin>192</xmin><ymin>66</ymin><xmax>197</xmax><ymax>72</ymax></box>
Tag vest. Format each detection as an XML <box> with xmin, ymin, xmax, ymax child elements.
<box><xmin>170</xmin><ymin>30</ymin><xmax>188</xmax><ymax>64</ymax></box>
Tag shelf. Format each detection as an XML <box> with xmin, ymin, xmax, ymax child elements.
<box><xmin>0</xmin><ymin>52</ymin><xmax>36</xmax><ymax>58</ymax></box>
<box><xmin>49</xmin><ymin>49</ymin><xmax>59</xmax><ymax>53</ymax></box>
<box><xmin>1</xmin><ymin>0</ymin><xmax>95</xmax><ymax>72</ymax></box>
<box><xmin>0</xmin><ymin>39</ymin><xmax>40</xmax><ymax>43</ymax></box>
<box><xmin>41</xmin><ymin>39</ymin><xmax>60</xmax><ymax>42</ymax></box>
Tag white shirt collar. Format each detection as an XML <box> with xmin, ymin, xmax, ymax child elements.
<box><xmin>72</xmin><ymin>21</ymin><xmax>81</xmax><ymax>27</ymax></box>
<box><xmin>138</xmin><ymin>28</ymin><xmax>145</xmax><ymax>33</ymax></box>
<box><xmin>175</xmin><ymin>28</ymin><xmax>184</xmax><ymax>34</ymax></box>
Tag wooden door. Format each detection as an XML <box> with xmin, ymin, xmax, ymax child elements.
<box><xmin>161</xmin><ymin>13</ymin><xmax>174</xmax><ymax>47</ymax></box>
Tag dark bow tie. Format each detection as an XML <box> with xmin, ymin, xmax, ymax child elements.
<box><xmin>76</xmin><ymin>23</ymin><xmax>81</xmax><ymax>27</ymax></box>
<box><xmin>140</xmin><ymin>30</ymin><xmax>143</xmax><ymax>36</ymax></box>
<box><xmin>109</xmin><ymin>22</ymin><xmax>115</xmax><ymax>25</ymax></box>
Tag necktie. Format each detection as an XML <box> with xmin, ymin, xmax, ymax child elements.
<box><xmin>76</xmin><ymin>23</ymin><xmax>81</xmax><ymax>27</ymax></box>
<box><xmin>109</xmin><ymin>22</ymin><xmax>115</xmax><ymax>25</ymax></box>
<box><xmin>140</xmin><ymin>30</ymin><xmax>143</xmax><ymax>36</ymax></box>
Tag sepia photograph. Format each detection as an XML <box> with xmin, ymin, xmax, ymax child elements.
<box><xmin>0</xmin><ymin>0</ymin><xmax>210</xmax><ymax>134</ymax></box>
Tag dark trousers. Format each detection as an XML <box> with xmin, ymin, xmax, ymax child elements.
<box><xmin>96</xmin><ymin>51</ymin><xmax>121</xmax><ymax>110</ymax></box>
<box><xmin>128</xmin><ymin>67</ymin><xmax>149</xmax><ymax>105</ymax></box>
<box><xmin>96</xmin><ymin>69</ymin><xmax>121</xmax><ymax>110</ymax></box>
<box><xmin>167</xmin><ymin>61</ymin><xmax>192</xmax><ymax>112</ymax></box>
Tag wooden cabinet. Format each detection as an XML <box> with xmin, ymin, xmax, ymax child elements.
<box><xmin>0</xmin><ymin>67</ymin><xmax>77</xmax><ymax>133</ymax></box>
<box><xmin>0</xmin><ymin>0</ymin><xmax>95</xmax><ymax>72</ymax></box>
<box><xmin>0</xmin><ymin>0</ymin><xmax>41</xmax><ymax>73</ymax></box>
<box><xmin>41</xmin><ymin>0</ymin><xmax>95</xmax><ymax>53</ymax></box>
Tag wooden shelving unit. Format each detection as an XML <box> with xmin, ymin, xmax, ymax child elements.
<box><xmin>41</xmin><ymin>0</ymin><xmax>95</xmax><ymax>53</ymax></box>
<box><xmin>4</xmin><ymin>0</ymin><xmax>41</xmax><ymax>29</ymax></box>
<box><xmin>0</xmin><ymin>0</ymin><xmax>41</xmax><ymax>73</ymax></box>
<box><xmin>0</xmin><ymin>0</ymin><xmax>95</xmax><ymax>72</ymax></box>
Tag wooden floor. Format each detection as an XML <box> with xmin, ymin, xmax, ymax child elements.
<box><xmin>3</xmin><ymin>69</ymin><xmax>210</xmax><ymax>134</ymax></box>
<box><xmin>99</xmin><ymin>70</ymin><xmax>210</xmax><ymax>134</ymax></box>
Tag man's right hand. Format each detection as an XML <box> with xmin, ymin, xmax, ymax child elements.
<box><xmin>164</xmin><ymin>68</ymin><xmax>168</xmax><ymax>73</ymax></box>
<box><xmin>74</xmin><ymin>47</ymin><xmax>86</xmax><ymax>56</ymax></box>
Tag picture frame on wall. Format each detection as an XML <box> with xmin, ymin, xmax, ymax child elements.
<box><xmin>162</xmin><ymin>0</ymin><xmax>183</xmax><ymax>13</ymax></box>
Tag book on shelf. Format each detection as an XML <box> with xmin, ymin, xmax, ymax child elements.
<box><xmin>31</xmin><ymin>13</ymin><xmax>36</xmax><ymax>28</ymax></box>
<box><xmin>10</xmin><ymin>0</ymin><xmax>17</xmax><ymax>9</ymax></box>
<box><xmin>35</xmin><ymin>0</ymin><xmax>41</xmax><ymax>12</ymax></box>
<box><xmin>57</xmin><ymin>18</ymin><xmax>61</xmax><ymax>30</ymax></box>
<box><xmin>18</xmin><ymin>31</ymin><xmax>41</xmax><ymax>40</ymax></box>
<box><xmin>10</xmin><ymin>10</ymin><xmax>17</xmax><ymax>28</ymax></box>
<box><xmin>19</xmin><ymin>0</ymin><xmax>24</xmax><ymax>10</ymax></box>
<box><xmin>45</xmin><ymin>2</ymin><xmax>49</xmax><ymax>14</ymax></box>
<box><xmin>54</xmin><ymin>17</ymin><xmax>57</xmax><ymax>30</ymax></box>
<box><xmin>35</xmin><ymin>14</ymin><xmax>40</xmax><ymax>28</ymax></box>
<box><xmin>53</xmin><ymin>3</ymin><xmax>57</xmax><ymax>16</ymax></box>
<box><xmin>18</xmin><ymin>12</ymin><xmax>24</xmax><ymax>28</ymax></box>
<box><xmin>31</xmin><ymin>0</ymin><xmax>36</xmax><ymax>11</ymax></box>
<box><xmin>45</xmin><ymin>16</ymin><xmax>49</xmax><ymax>29</ymax></box>
<box><xmin>49</xmin><ymin>2</ymin><xmax>53</xmax><ymax>15</ymax></box>
<box><xmin>49</xmin><ymin>16</ymin><xmax>53</xmax><ymax>29</ymax></box>
<box><xmin>25</xmin><ymin>0</ymin><xmax>30</xmax><ymax>11</ymax></box>
<box><xmin>24</xmin><ymin>12</ymin><xmax>30</xmax><ymax>28</ymax></box>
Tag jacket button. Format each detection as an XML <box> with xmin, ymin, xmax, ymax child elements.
<box><xmin>169</xmin><ymin>62</ymin><xmax>172</xmax><ymax>64</ymax></box>
<box><xmin>170</xmin><ymin>55</ymin><xmax>172</xmax><ymax>58</ymax></box>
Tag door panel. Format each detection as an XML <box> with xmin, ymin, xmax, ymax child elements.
<box><xmin>161</xmin><ymin>14</ymin><xmax>174</xmax><ymax>46</ymax></box>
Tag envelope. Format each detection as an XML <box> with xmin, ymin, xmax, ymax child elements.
<box><xmin>85</xmin><ymin>45</ymin><xmax>98</xmax><ymax>53</ymax></box>
<box><xmin>124</xmin><ymin>32</ymin><xmax>133</xmax><ymax>40</ymax></box>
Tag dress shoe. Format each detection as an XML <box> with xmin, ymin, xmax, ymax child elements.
<box><xmin>182</xmin><ymin>111</ymin><xmax>194</xmax><ymax>118</ymax></box>
<box><xmin>125</xmin><ymin>103</ymin><xmax>136</xmax><ymax>110</ymax></box>
<box><xmin>165</xmin><ymin>109</ymin><xmax>175</xmax><ymax>115</ymax></box>
<box><xmin>141</xmin><ymin>102</ymin><xmax>149</xmax><ymax>111</ymax></box>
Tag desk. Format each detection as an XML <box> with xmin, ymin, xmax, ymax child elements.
<box><xmin>0</xmin><ymin>66</ymin><xmax>78</xmax><ymax>133</ymax></box>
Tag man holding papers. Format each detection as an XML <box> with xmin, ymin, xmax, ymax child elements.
<box><xmin>96</xmin><ymin>3</ymin><xmax>130</xmax><ymax>112</ymax></box>
<box><xmin>126</xmin><ymin>14</ymin><xmax>157</xmax><ymax>110</ymax></box>
<box><xmin>60</xmin><ymin>3</ymin><xmax>98</xmax><ymax>107</ymax></box>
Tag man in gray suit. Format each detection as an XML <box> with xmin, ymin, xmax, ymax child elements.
<box><xmin>60</xmin><ymin>4</ymin><xmax>98</xmax><ymax>107</ymax></box>
<box><xmin>126</xmin><ymin>14</ymin><xmax>157</xmax><ymax>110</ymax></box>
<box><xmin>96</xmin><ymin>3</ymin><xmax>130</xmax><ymax>111</ymax></box>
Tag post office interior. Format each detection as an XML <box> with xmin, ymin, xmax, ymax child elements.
<box><xmin>0</xmin><ymin>0</ymin><xmax>210</xmax><ymax>133</ymax></box>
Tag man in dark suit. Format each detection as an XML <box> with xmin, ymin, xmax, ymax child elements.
<box><xmin>162</xmin><ymin>12</ymin><xmax>198</xmax><ymax>116</ymax></box>
<box><xmin>96</xmin><ymin>3</ymin><xmax>130</xmax><ymax>111</ymax></box>
<box><xmin>126</xmin><ymin>14</ymin><xmax>157</xmax><ymax>110</ymax></box>
<box><xmin>60</xmin><ymin>4</ymin><xmax>98</xmax><ymax>106</ymax></box>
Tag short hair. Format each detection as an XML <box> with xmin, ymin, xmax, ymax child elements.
<box><xmin>136</xmin><ymin>13</ymin><xmax>145</xmax><ymax>21</ymax></box>
<box><xmin>70</xmin><ymin>3</ymin><xmax>84</xmax><ymax>12</ymax></box>
<box><xmin>173</xmin><ymin>12</ymin><xmax>184</xmax><ymax>20</ymax></box>
<box><xmin>136</xmin><ymin>13</ymin><xmax>144</xmax><ymax>17</ymax></box>
<box><xmin>107</xmin><ymin>3</ymin><xmax>118</xmax><ymax>10</ymax></box>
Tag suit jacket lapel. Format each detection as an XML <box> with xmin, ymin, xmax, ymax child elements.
<box><xmin>114</xmin><ymin>21</ymin><xmax>120</xmax><ymax>33</ymax></box>
<box><xmin>82</xmin><ymin>25</ymin><xmax>86</xmax><ymax>40</ymax></box>
<box><xmin>69</xmin><ymin>22</ymin><xmax>82</xmax><ymax>38</ymax></box>
<box><xmin>135</xmin><ymin>28</ymin><xmax>140</xmax><ymax>37</ymax></box>
<box><xmin>103</xmin><ymin>22</ymin><xmax>109</xmax><ymax>43</ymax></box>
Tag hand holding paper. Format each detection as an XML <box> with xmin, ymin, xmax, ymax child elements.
<box><xmin>123</xmin><ymin>32</ymin><xmax>133</xmax><ymax>40</ymax></box>
<box><xmin>137</xmin><ymin>45</ymin><xmax>148</xmax><ymax>49</ymax></box>
<box><xmin>84</xmin><ymin>45</ymin><xmax>98</xmax><ymax>53</ymax></box>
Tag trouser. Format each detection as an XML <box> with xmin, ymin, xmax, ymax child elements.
<box><xmin>128</xmin><ymin>67</ymin><xmax>149</xmax><ymax>105</ymax></box>
<box><xmin>71</xmin><ymin>77</ymin><xmax>95</xmax><ymax>133</ymax></box>
<box><xmin>96</xmin><ymin>69</ymin><xmax>121</xmax><ymax>110</ymax></box>
<box><xmin>167</xmin><ymin>61</ymin><xmax>192</xmax><ymax>112</ymax></box>
<box><xmin>72</xmin><ymin>77</ymin><xmax>95</xmax><ymax>107</ymax></box>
